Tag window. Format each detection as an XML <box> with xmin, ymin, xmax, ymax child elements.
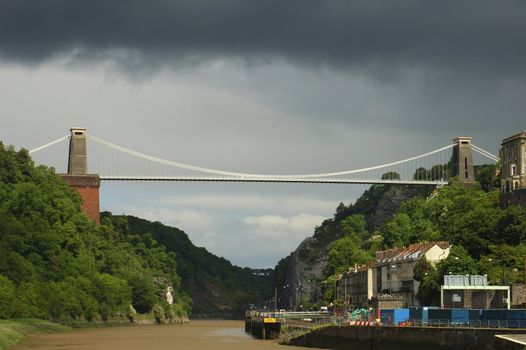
<box><xmin>512</xmin><ymin>164</ymin><xmax>516</xmax><ymax>176</ymax></box>
<box><xmin>515</xmin><ymin>182</ymin><xmax>520</xmax><ymax>190</ymax></box>
<box><xmin>506</xmin><ymin>181</ymin><xmax>511</xmax><ymax>193</ymax></box>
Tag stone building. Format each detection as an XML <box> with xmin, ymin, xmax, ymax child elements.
<box><xmin>337</xmin><ymin>264</ymin><xmax>374</xmax><ymax>308</ymax></box>
<box><xmin>500</xmin><ymin>131</ymin><xmax>526</xmax><ymax>208</ymax></box>
<box><xmin>336</xmin><ymin>242</ymin><xmax>450</xmax><ymax>308</ymax></box>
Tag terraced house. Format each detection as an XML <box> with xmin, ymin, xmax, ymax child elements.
<box><xmin>338</xmin><ymin>241</ymin><xmax>451</xmax><ymax>308</ymax></box>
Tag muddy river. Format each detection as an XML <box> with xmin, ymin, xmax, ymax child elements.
<box><xmin>12</xmin><ymin>320</ymin><xmax>324</xmax><ymax>350</ymax></box>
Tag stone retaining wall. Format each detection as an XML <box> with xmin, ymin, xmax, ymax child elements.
<box><xmin>287</xmin><ymin>325</ymin><xmax>526</xmax><ymax>350</ymax></box>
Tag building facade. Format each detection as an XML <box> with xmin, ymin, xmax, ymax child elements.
<box><xmin>337</xmin><ymin>264</ymin><xmax>374</xmax><ymax>308</ymax></box>
<box><xmin>336</xmin><ymin>241</ymin><xmax>450</xmax><ymax>308</ymax></box>
<box><xmin>374</xmin><ymin>242</ymin><xmax>450</xmax><ymax>307</ymax></box>
<box><xmin>500</xmin><ymin>131</ymin><xmax>526</xmax><ymax>208</ymax></box>
<box><xmin>441</xmin><ymin>274</ymin><xmax>510</xmax><ymax>309</ymax></box>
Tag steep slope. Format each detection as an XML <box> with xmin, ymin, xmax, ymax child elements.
<box><xmin>277</xmin><ymin>184</ymin><xmax>432</xmax><ymax>308</ymax></box>
<box><xmin>0</xmin><ymin>143</ymin><xmax>190</xmax><ymax>321</ymax></box>
<box><xmin>103</xmin><ymin>214</ymin><xmax>274</xmax><ymax>318</ymax></box>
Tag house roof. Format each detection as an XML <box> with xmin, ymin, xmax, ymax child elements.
<box><xmin>375</xmin><ymin>241</ymin><xmax>450</xmax><ymax>264</ymax></box>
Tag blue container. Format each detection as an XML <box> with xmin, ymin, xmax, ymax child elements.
<box><xmin>429</xmin><ymin>308</ymin><xmax>451</xmax><ymax>320</ymax></box>
<box><xmin>451</xmin><ymin>308</ymin><xmax>469</xmax><ymax>324</ymax></box>
<box><xmin>469</xmin><ymin>309</ymin><xmax>480</xmax><ymax>320</ymax></box>
<box><xmin>482</xmin><ymin>309</ymin><xmax>506</xmax><ymax>320</ymax></box>
<box><xmin>394</xmin><ymin>308</ymin><xmax>410</xmax><ymax>324</ymax></box>
<box><xmin>506</xmin><ymin>310</ymin><xmax>526</xmax><ymax>320</ymax></box>
<box><xmin>409</xmin><ymin>307</ymin><xmax>422</xmax><ymax>320</ymax></box>
<box><xmin>380</xmin><ymin>309</ymin><xmax>410</xmax><ymax>325</ymax></box>
<box><xmin>380</xmin><ymin>309</ymin><xmax>395</xmax><ymax>325</ymax></box>
<box><xmin>422</xmin><ymin>307</ymin><xmax>429</xmax><ymax>322</ymax></box>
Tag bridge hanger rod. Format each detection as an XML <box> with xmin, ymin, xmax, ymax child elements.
<box><xmin>87</xmin><ymin>133</ymin><xmax>455</xmax><ymax>179</ymax></box>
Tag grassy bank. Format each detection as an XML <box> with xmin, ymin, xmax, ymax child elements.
<box><xmin>0</xmin><ymin>319</ymin><xmax>70</xmax><ymax>350</ymax></box>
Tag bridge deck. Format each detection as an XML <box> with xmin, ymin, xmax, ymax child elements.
<box><xmin>99</xmin><ymin>176</ymin><xmax>448</xmax><ymax>185</ymax></box>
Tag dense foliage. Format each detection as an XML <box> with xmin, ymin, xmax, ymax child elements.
<box><xmin>104</xmin><ymin>214</ymin><xmax>275</xmax><ymax>318</ymax></box>
<box><xmin>323</xmin><ymin>170</ymin><xmax>526</xmax><ymax>305</ymax></box>
<box><xmin>0</xmin><ymin>143</ymin><xmax>190</xmax><ymax>321</ymax></box>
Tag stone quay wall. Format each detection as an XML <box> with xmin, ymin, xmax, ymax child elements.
<box><xmin>287</xmin><ymin>325</ymin><xmax>526</xmax><ymax>350</ymax></box>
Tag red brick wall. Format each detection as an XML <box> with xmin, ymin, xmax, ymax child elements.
<box><xmin>77</xmin><ymin>186</ymin><xmax>100</xmax><ymax>224</ymax></box>
<box><xmin>60</xmin><ymin>175</ymin><xmax>100</xmax><ymax>224</ymax></box>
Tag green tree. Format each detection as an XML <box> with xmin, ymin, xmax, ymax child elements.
<box><xmin>414</xmin><ymin>167</ymin><xmax>429</xmax><ymax>181</ymax></box>
<box><xmin>128</xmin><ymin>274</ymin><xmax>157</xmax><ymax>314</ymax></box>
<box><xmin>0</xmin><ymin>275</ymin><xmax>15</xmax><ymax>318</ymax></box>
<box><xmin>413</xmin><ymin>256</ymin><xmax>434</xmax><ymax>282</ymax></box>
<box><xmin>479</xmin><ymin>244</ymin><xmax>526</xmax><ymax>285</ymax></box>
<box><xmin>328</xmin><ymin>236</ymin><xmax>372</xmax><ymax>274</ymax></box>
<box><xmin>381</xmin><ymin>172</ymin><xmax>401</xmax><ymax>180</ymax></box>
<box><xmin>416</xmin><ymin>269</ymin><xmax>440</xmax><ymax>306</ymax></box>
<box><xmin>381</xmin><ymin>213</ymin><xmax>413</xmax><ymax>248</ymax></box>
<box><xmin>436</xmin><ymin>246</ymin><xmax>478</xmax><ymax>277</ymax></box>
<box><xmin>339</xmin><ymin>214</ymin><xmax>368</xmax><ymax>240</ymax></box>
<box><xmin>494</xmin><ymin>206</ymin><xmax>526</xmax><ymax>245</ymax></box>
<box><xmin>475</xmin><ymin>164</ymin><xmax>500</xmax><ymax>192</ymax></box>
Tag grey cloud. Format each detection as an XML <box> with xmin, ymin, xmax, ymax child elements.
<box><xmin>1</xmin><ymin>0</ymin><xmax>526</xmax><ymax>77</ymax></box>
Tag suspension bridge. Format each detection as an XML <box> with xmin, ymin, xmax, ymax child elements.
<box><xmin>29</xmin><ymin>128</ymin><xmax>499</xmax><ymax>186</ymax></box>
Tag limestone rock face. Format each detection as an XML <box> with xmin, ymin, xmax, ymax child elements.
<box><xmin>284</xmin><ymin>235</ymin><xmax>330</xmax><ymax>309</ymax></box>
<box><xmin>283</xmin><ymin>217</ymin><xmax>343</xmax><ymax>309</ymax></box>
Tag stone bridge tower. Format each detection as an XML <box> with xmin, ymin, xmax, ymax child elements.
<box><xmin>60</xmin><ymin>128</ymin><xmax>100</xmax><ymax>224</ymax></box>
<box><xmin>451</xmin><ymin>137</ymin><xmax>475</xmax><ymax>184</ymax></box>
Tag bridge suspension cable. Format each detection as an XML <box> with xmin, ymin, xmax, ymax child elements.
<box><xmin>28</xmin><ymin>135</ymin><xmax>70</xmax><ymax>154</ymax></box>
<box><xmin>471</xmin><ymin>144</ymin><xmax>500</xmax><ymax>162</ymax></box>
<box><xmin>26</xmin><ymin>132</ymin><xmax>500</xmax><ymax>185</ymax></box>
<box><xmin>87</xmin><ymin>133</ymin><xmax>457</xmax><ymax>179</ymax></box>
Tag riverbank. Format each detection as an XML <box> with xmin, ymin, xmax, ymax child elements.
<box><xmin>0</xmin><ymin>314</ymin><xmax>191</xmax><ymax>350</ymax></box>
<box><xmin>0</xmin><ymin>319</ymin><xmax>70</xmax><ymax>350</ymax></box>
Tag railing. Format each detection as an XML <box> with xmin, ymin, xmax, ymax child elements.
<box><xmin>402</xmin><ymin>319</ymin><xmax>526</xmax><ymax>329</ymax></box>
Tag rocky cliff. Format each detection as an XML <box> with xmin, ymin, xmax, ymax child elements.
<box><xmin>279</xmin><ymin>184</ymin><xmax>431</xmax><ymax>309</ymax></box>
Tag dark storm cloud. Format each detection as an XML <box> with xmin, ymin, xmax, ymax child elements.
<box><xmin>1</xmin><ymin>0</ymin><xmax>526</xmax><ymax>74</ymax></box>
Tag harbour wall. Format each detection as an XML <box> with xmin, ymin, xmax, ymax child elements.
<box><xmin>287</xmin><ymin>325</ymin><xmax>526</xmax><ymax>350</ymax></box>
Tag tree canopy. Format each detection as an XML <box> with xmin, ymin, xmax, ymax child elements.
<box><xmin>0</xmin><ymin>142</ymin><xmax>190</xmax><ymax>320</ymax></box>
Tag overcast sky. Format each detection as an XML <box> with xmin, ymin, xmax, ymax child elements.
<box><xmin>1</xmin><ymin>1</ymin><xmax>525</xmax><ymax>267</ymax></box>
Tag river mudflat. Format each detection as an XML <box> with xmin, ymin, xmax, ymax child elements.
<box><xmin>11</xmin><ymin>320</ymin><xmax>323</xmax><ymax>350</ymax></box>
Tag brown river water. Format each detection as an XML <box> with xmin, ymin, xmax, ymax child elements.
<box><xmin>12</xmin><ymin>320</ymin><xmax>325</xmax><ymax>350</ymax></box>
